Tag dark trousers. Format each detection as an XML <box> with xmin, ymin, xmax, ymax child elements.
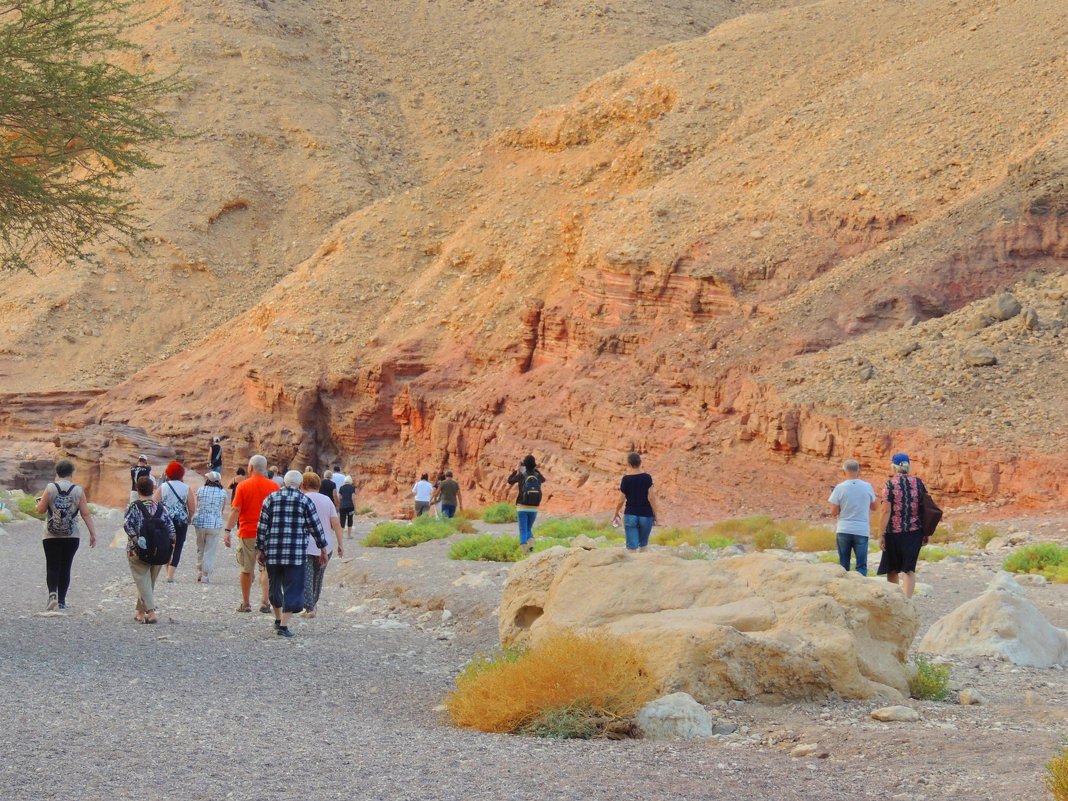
<box><xmin>304</xmin><ymin>556</ymin><xmax>327</xmax><ymax>611</ymax></box>
<box><xmin>340</xmin><ymin>509</ymin><xmax>354</xmax><ymax>528</ymax></box>
<box><xmin>169</xmin><ymin>521</ymin><xmax>188</xmax><ymax>568</ymax></box>
<box><xmin>266</xmin><ymin>564</ymin><xmax>306</xmax><ymax>613</ymax></box>
<box><xmin>43</xmin><ymin>537</ymin><xmax>80</xmax><ymax>603</ymax></box>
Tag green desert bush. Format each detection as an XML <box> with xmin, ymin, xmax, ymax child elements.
<box><xmin>908</xmin><ymin>656</ymin><xmax>951</xmax><ymax>701</ymax></box>
<box><xmin>1003</xmin><ymin>543</ymin><xmax>1068</xmax><ymax>582</ymax></box>
<box><xmin>975</xmin><ymin>524</ymin><xmax>1001</xmax><ymax>549</ymax></box>
<box><xmin>753</xmin><ymin>528</ymin><xmax>788</xmax><ymax>551</ymax></box>
<box><xmin>449</xmin><ymin>535</ymin><xmax>524</xmax><ymax>562</ymax></box>
<box><xmin>481</xmin><ymin>503</ymin><xmax>517</xmax><ymax>524</ymax></box>
<box><xmin>16</xmin><ymin>495</ymin><xmax>44</xmax><ymax>520</ymax></box>
<box><xmin>444</xmin><ymin>632</ymin><xmax>656</xmax><ymax>736</ymax></box>
<box><xmin>534</xmin><ymin>517</ymin><xmax>616</xmax><ymax>540</ymax></box>
<box><xmin>918</xmin><ymin>545</ymin><xmax>965</xmax><ymax>562</ymax></box>
<box><xmin>362</xmin><ymin>516</ymin><xmax>459</xmax><ymax>548</ymax></box>
<box><xmin>650</xmin><ymin>527</ymin><xmax>734</xmax><ymax>549</ymax></box>
<box><xmin>930</xmin><ymin>519</ymin><xmax>969</xmax><ymax>544</ymax></box>
<box><xmin>356</xmin><ymin>506</ymin><xmax>376</xmax><ymax>516</ymax></box>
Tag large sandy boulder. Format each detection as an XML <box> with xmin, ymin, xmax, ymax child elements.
<box><xmin>918</xmin><ymin>573</ymin><xmax>1068</xmax><ymax>668</ymax></box>
<box><xmin>500</xmin><ymin>549</ymin><xmax>919</xmax><ymax>703</ymax></box>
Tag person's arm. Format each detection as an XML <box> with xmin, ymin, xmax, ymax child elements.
<box><xmin>333</xmin><ymin>489</ymin><xmax>340</xmax><ymax>511</ymax></box>
<box><xmin>612</xmin><ymin>492</ymin><xmax>626</xmax><ymax>524</ymax></box>
<box><xmin>35</xmin><ymin>484</ymin><xmax>51</xmax><ymax>515</ymax></box>
<box><xmin>224</xmin><ymin>502</ymin><xmax>239</xmax><ymax>548</ymax></box>
<box><xmin>152</xmin><ymin>483</ymin><xmax>162</xmax><ymax>503</ymax></box>
<box><xmin>430</xmin><ymin>486</ymin><xmax>440</xmax><ymax>504</ymax></box>
<box><xmin>255</xmin><ymin>497</ymin><xmax>272</xmax><ymax>564</ymax></box>
<box><xmin>506</xmin><ymin>471</ymin><xmax>520</xmax><ymax>486</ymax></box>
<box><xmin>330</xmin><ymin>514</ymin><xmax>343</xmax><ymax>558</ymax></box>
<box><xmin>877</xmin><ymin>499</ymin><xmax>889</xmax><ymax>547</ymax></box>
<box><xmin>187</xmin><ymin>486</ymin><xmax>197</xmax><ymax>517</ymax></box>
<box><xmin>456</xmin><ymin>487</ymin><xmax>463</xmax><ymax>511</ymax></box>
<box><xmin>78</xmin><ymin>492</ymin><xmax>97</xmax><ymax>548</ymax></box>
<box><xmin>648</xmin><ymin>487</ymin><xmax>660</xmax><ymax>525</ymax></box>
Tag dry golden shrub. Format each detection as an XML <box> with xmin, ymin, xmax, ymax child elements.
<box><xmin>793</xmin><ymin>526</ymin><xmax>837</xmax><ymax>552</ymax></box>
<box><xmin>444</xmin><ymin>631</ymin><xmax>657</xmax><ymax>734</ymax></box>
<box><xmin>1047</xmin><ymin>744</ymin><xmax>1068</xmax><ymax>801</ymax></box>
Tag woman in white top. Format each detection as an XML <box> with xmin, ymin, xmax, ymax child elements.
<box><xmin>301</xmin><ymin>471</ymin><xmax>343</xmax><ymax>618</ymax></box>
<box><xmin>191</xmin><ymin>471</ymin><xmax>228</xmax><ymax>582</ymax></box>
<box><xmin>34</xmin><ymin>460</ymin><xmax>97</xmax><ymax>610</ymax></box>
<box><xmin>153</xmin><ymin>461</ymin><xmax>196</xmax><ymax>583</ymax></box>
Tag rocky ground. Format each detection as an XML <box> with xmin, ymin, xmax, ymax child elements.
<box><xmin>2</xmin><ymin>509</ymin><xmax>1068</xmax><ymax>801</ymax></box>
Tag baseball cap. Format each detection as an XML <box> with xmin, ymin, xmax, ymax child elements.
<box><xmin>138</xmin><ymin>454</ymin><xmax>148</xmax><ymax>461</ymax></box>
<box><xmin>891</xmin><ymin>453</ymin><xmax>910</xmax><ymax>466</ymax></box>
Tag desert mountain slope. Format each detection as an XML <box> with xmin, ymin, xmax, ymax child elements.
<box><xmin>52</xmin><ymin>0</ymin><xmax>1068</xmax><ymax>513</ymax></box>
<box><xmin>0</xmin><ymin>0</ymin><xmax>804</xmax><ymax>391</ymax></box>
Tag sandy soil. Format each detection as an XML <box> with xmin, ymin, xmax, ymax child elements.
<box><xmin>1</xmin><ymin>512</ymin><xmax>1066</xmax><ymax>801</ymax></box>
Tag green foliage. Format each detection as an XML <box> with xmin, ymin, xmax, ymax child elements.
<box><xmin>817</xmin><ymin>552</ymin><xmax>840</xmax><ymax>564</ymax></box>
<box><xmin>355</xmin><ymin>506</ymin><xmax>376</xmax><ymax>516</ymax></box>
<box><xmin>16</xmin><ymin>495</ymin><xmax>44</xmax><ymax>520</ymax></box>
<box><xmin>449</xmin><ymin>535</ymin><xmax>524</xmax><ymax>563</ymax></box>
<box><xmin>650</xmin><ymin>527</ymin><xmax>734</xmax><ymax>549</ymax></box>
<box><xmin>481</xmin><ymin>503</ymin><xmax>517</xmax><ymax>524</ymax></box>
<box><xmin>362</xmin><ymin>516</ymin><xmax>460</xmax><ymax>547</ymax></box>
<box><xmin>908</xmin><ymin>656</ymin><xmax>951</xmax><ymax>701</ymax></box>
<box><xmin>534</xmin><ymin>517</ymin><xmax>616</xmax><ymax>540</ymax></box>
<box><xmin>1003</xmin><ymin>543</ymin><xmax>1068</xmax><ymax>582</ymax></box>
<box><xmin>0</xmin><ymin>0</ymin><xmax>180</xmax><ymax>268</ymax></box>
<box><xmin>792</xmin><ymin>526</ymin><xmax>837</xmax><ymax>552</ymax></box>
<box><xmin>1046</xmin><ymin>742</ymin><xmax>1068</xmax><ymax>801</ymax></box>
<box><xmin>918</xmin><ymin>545</ymin><xmax>965</xmax><ymax>562</ymax></box>
<box><xmin>930</xmin><ymin>519</ymin><xmax>970</xmax><ymax>544</ymax></box>
<box><xmin>975</xmin><ymin>524</ymin><xmax>1001</xmax><ymax>548</ymax></box>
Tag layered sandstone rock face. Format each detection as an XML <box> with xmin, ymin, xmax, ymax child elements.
<box><xmin>500</xmin><ymin>549</ymin><xmax>919</xmax><ymax>703</ymax></box>
<box><xmin>4</xmin><ymin>0</ymin><xmax>1067</xmax><ymax>516</ymax></box>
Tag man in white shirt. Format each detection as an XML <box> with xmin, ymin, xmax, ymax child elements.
<box><xmin>412</xmin><ymin>473</ymin><xmax>434</xmax><ymax>517</ymax></box>
<box><xmin>828</xmin><ymin>459</ymin><xmax>878</xmax><ymax>575</ymax></box>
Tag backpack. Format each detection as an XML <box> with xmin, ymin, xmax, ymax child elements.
<box><xmin>46</xmin><ymin>483</ymin><xmax>79</xmax><ymax>537</ymax></box>
<box><xmin>918</xmin><ymin>481</ymin><xmax>943</xmax><ymax>539</ymax></box>
<box><xmin>134</xmin><ymin>502</ymin><xmax>173</xmax><ymax>565</ymax></box>
<box><xmin>520</xmin><ymin>472</ymin><xmax>543</xmax><ymax>507</ymax></box>
<box><xmin>162</xmin><ymin>480</ymin><xmax>188</xmax><ymax>525</ymax></box>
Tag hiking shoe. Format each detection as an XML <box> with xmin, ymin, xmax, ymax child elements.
<box><xmin>276</xmin><ymin>626</ymin><xmax>295</xmax><ymax>639</ymax></box>
<box><xmin>236</xmin><ymin>603</ymin><xmax>252</xmax><ymax>613</ymax></box>
<box><xmin>58</xmin><ymin>601</ymin><xmax>68</xmax><ymax>610</ymax></box>
<box><xmin>259</xmin><ymin>603</ymin><xmax>272</xmax><ymax>614</ymax></box>
<box><xmin>46</xmin><ymin>592</ymin><xmax>58</xmax><ymax>611</ymax></box>
<box><xmin>273</xmin><ymin>619</ymin><xmax>281</xmax><ymax>630</ymax></box>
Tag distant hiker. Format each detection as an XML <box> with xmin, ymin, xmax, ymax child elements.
<box><xmin>256</xmin><ymin>470</ymin><xmax>329</xmax><ymax>638</ymax></box>
<box><xmin>300</xmin><ymin>471</ymin><xmax>343</xmax><ymax>618</ymax></box>
<box><xmin>431</xmin><ymin>472</ymin><xmax>446</xmax><ymax>518</ymax></box>
<box><xmin>412</xmin><ymin>473</ymin><xmax>434</xmax><ymax>517</ymax></box>
<box><xmin>338</xmin><ymin>475</ymin><xmax>357</xmax><ymax>537</ymax></box>
<box><xmin>507</xmin><ymin>455</ymin><xmax>545</xmax><ymax>553</ymax></box>
<box><xmin>129</xmin><ymin>454</ymin><xmax>151</xmax><ymax>504</ymax></box>
<box><xmin>319</xmin><ymin>469</ymin><xmax>341</xmax><ymax>511</ymax></box>
<box><xmin>432</xmin><ymin>471</ymin><xmax>462</xmax><ymax>519</ymax></box>
<box><xmin>124</xmin><ymin>475</ymin><xmax>176</xmax><ymax>624</ymax></box>
<box><xmin>829</xmin><ymin>459</ymin><xmax>878</xmax><ymax>575</ymax></box>
<box><xmin>877</xmin><ymin>453</ymin><xmax>929</xmax><ymax>599</ymax></box>
<box><xmin>612</xmin><ymin>452</ymin><xmax>659</xmax><ymax>552</ymax></box>
<box><xmin>155</xmin><ymin>461</ymin><xmax>196</xmax><ymax>583</ymax></box>
<box><xmin>225</xmin><ymin>455</ymin><xmax>277</xmax><ymax>613</ymax></box>
<box><xmin>269</xmin><ymin>465</ymin><xmax>284</xmax><ymax>488</ymax></box>
<box><xmin>228</xmin><ymin>467</ymin><xmax>246</xmax><ymax>502</ymax></box>
<box><xmin>34</xmin><ymin>460</ymin><xmax>97</xmax><ymax>611</ymax></box>
<box><xmin>191</xmin><ymin>471</ymin><xmax>227</xmax><ymax>583</ymax></box>
<box><xmin>209</xmin><ymin>437</ymin><xmax>223</xmax><ymax>473</ymax></box>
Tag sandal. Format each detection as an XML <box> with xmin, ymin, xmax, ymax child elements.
<box><xmin>144</xmin><ymin>614</ymin><xmax>158</xmax><ymax>624</ymax></box>
<box><xmin>259</xmin><ymin>603</ymin><xmax>272</xmax><ymax>614</ymax></box>
<box><xmin>134</xmin><ymin>613</ymin><xmax>145</xmax><ymax>624</ymax></box>
<box><xmin>237</xmin><ymin>603</ymin><xmax>252</xmax><ymax>613</ymax></box>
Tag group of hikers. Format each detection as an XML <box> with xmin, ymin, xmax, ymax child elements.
<box><xmin>29</xmin><ymin>442</ymin><xmax>937</xmax><ymax>634</ymax></box>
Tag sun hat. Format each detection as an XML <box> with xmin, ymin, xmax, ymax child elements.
<box><xmin>206</xmin><ymin>471</ymin><xmax>221</xmax><ymax>482</ymax></box>
<box><xmin>891</xmin><ymin>453</ymin><xmax>910</xmax><ymax>466</ymax></box>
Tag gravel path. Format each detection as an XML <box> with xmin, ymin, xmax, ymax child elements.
<box><xmin>0</xmin><ymin>516</ymin><xmax>1060</xmax><ymax>801</ymax></box>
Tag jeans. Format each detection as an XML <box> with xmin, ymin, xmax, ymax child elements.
<box><xmin>837</xmin><ymin>532</ymin><xmax>869</xmax><ymax>576</ymax></box>
<box><xmin>440</xmin><ymin>504</ymin><xmax>456</xmax><ymax>519</ymax></box>
<box><xmin>42</xmin><ymin>537</ymin><xmax>80</xmax><ymax>603</ymax></box>
<box><xmin>517</xmin><ymin>510</ymin><xmax>538</xmax><ymax>544</ymax></box>
<box><xmin>303</xmin><ymin>555</ymin><xmax>327</xmax><ymax>611</ymax></box>
<box><xmin>623</xmin><ymin>515</ymin><xmax>654</xmax><ymax>550</ymax></box>
<box><xmin>267</xmin><ymin>563</ymin><xmax>306</xmax><ymax>613</ymax></box>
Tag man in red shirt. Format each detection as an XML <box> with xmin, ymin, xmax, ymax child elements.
<box><xmin>224</xmin><ymin>454</ymin><xmax>277</xmax><ymax>613</ymax></box>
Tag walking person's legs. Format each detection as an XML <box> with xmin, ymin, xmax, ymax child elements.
<box><xmin>836</xmin><ymin>532</ymin><xmax>853</xmax><ymax>572</ymax></box>
<box><xmin>302</xmin><ymin>556</ymin><xmax>316</xmax><ymax>616</ymax></box>
<box><xmin>42</xmin><ymin>539</ymin><xmax>63</xmax><ymax>608</ymax></box>
<box><xmin>637</xmin><ymin>516</ymin><xmax>654</xmax><ymax>551</ymax></box>
<box><xmin>55</xmin><ymin>538</ymin><xmax>80</xmax><ymax>606</ymax></box>
<box><xmin>517</xmin><ymin>510</ymin><xmax>537</xmax><ymax>552</ymax></box>
<box><xmin>128</xmin><ymin>557</ymin><xmax>160</xmax><ymax>623</ymax></box>
<box><xmin>166</xmin><ymin>521</ymin><xmax>188</xmax><ymax>581</ymax></box>
<box><xmin>853</xmin><ymin>535</ymin><xmax>869</xmax><ymax>577</ymax></box>
<box><xmin>199</xmin><ymin>527</ymin><xmax>221</xmax><ymax>580</ymax></box>
<box><xmin>623</xmin><ymin>514</ymin><xmax>640</xmax><ymax>551</ymax></box>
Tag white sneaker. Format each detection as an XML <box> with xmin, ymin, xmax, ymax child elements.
<box><xmin>46</xmin><ymin>592</ymin><xmax>58</xmax><ymax>611</ymax></box>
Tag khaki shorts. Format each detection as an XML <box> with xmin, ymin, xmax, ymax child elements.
<box><xmin>235</xmin><ymin>537</ymin><xmax>260</xmax><ymax>574</ymax></box>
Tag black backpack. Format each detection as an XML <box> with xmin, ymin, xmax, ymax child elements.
<box><xmin>134</xmin><ymin>502</ymin><xmax>173</xmax><ymax>565</ymax></box>
<box><xmin>46</xmin><ymin>483</ymin><xmax>79</xmax><ymax>537</ymax></box>
<box><xmin>520</xmin><ymin>473</ymin><xmax>543</xmax><ymax>507</ymax></box>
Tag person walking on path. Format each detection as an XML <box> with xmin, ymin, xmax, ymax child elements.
<box><xmin>337</xmin><ymin>475</ymin><xmax>357</xmax><ymax>538</ymax></box>
<box><xmin>228</xmin><ymin>467</ymin><xmax>246</xmax><ymax>502</ymax></box>
<box><xmin>34</xmin><ymin>459</ymin><xmax>97</xmax><ymax>610</ymax></box>
<box><xmin>300</xmin><ymin>472</ymin><xmax>343</xmax><ymax>618</ymax></box>
<box><xmin>191</xmin><ymin>471</ymin><xmax>227</xmax><ymax>582</ymax></box>
<box><xmin>225</xmin><ymin>455</ymin><xmax>277</xmax><ymax>613</ymax></box>
<box><xmin>256</xmin><ymin>470</ymin><xmax>329</xmax><ymax>638</ymax></box>
<box><xmin>877</xmin><ymin>453</ymin><xmax>929</xmax><ymax>599</ymax></box>
<box><xmin>319</xmin><ymin>469</ymin><xmax>341</xmax><ymax>512</ymax></box>
<box><xmin>208</xmin><ymin>437</ymin><xmax>223</xmax><ymax>474</ymax></box>
<box><xmin>129</xmin><ymin>454</ymin><xmax>151</xmax><ymax>504</ymax></box>
<box><xmin>829</xmin><ymin>459</ymin><xmax>878</xmax><ymax>575</ymax></box>
<box><xmin>612</xmin><ymin>452</ymin><xmax>659</xmax><ymax>552</ymax></box>
<box><xmin>123</xmin><ymin>475</ymin><xmax>175</xmax><ymax>624</ymax></box>
<box><xmin>412</xmin><ymin>473</ymin><xmax>434</xmax><ymax>517</ymax></box>
<box><xmin>269</xmin><ymin>466</ymin><xmax>284</xmax><ymax>488</ymax></box>
<box><xmin>432</xmin><ymin>471</ymin><xmax>462</xmax><ymax>519</ymax></box>
<box><xmin>507</xmin><ymin>455</ymin><xmax>545</xmax><ymax>554</ymax></box>
<box><xmin>155</xmin><ymin>461</ymin><xmax>196</xmax><ymax>583</ymax></box>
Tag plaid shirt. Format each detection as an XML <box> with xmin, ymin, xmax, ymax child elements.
<box><xmin>256</xmin><ymin>487</ymin><xmax>327</xmax><ymax>566</ymax></box>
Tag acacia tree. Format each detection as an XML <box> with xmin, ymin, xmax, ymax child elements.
<box><xmin>0</xmin><ymin>0</ymin><xmax>177</xmax><ymax>269</ymax></box>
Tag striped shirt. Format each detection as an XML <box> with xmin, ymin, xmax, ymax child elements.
<box><xmin>191</xmin><ymin>484</ymin><xmax>228</xmax><ymax>529</ymax></box>
<box><xmin>256</xmin><ymin>487</ymin><xmax>328</xmax><ymax>566</ymax></box>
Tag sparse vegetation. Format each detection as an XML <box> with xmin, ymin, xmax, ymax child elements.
<box><xmin>534</xmin><ymin>517</ymin><xmax>616</xmax><ymax>540</ymax></box>
<box><xmin>918</xmin><ymin>545</ymin><xmax>966</xmax><ymax>562</ymax></box>
<box><xmin>1046</xmin><ymin>742</ymin><xmax>1068</xmax><ymax>801</ymax></box>
<box><xmin>362</xmin><ymin>516</ymin><xmax>461</xmax><ymax>547</ymax></box>
<box><xmin>481</xmin><ymin>503</ymin><xmax>517</xmax><ymax>524</ymax></box>
<box><xmin>930</xmin><ymin>519</ymin><xmax>970</xmax><ymax>544</ymax></box>
<box><xmin>975</xmin><ymin>524</ymin><xmax>1001</xmax><ymax>549</ymax></box>
<box><xmin>792</xmin><ymin>527</ymin><xmax>837</xmax><ymax>552</ymax></box>
<box><xmin>16</xmin><ymin>495</ymin><xmax>44</xmax><ymax>520</ymax></box>
<box><xmin>650</xmin><ymin>527</ymin><xmax>734</xmax><ymax>550</ymax></box>
<box><xmin>356</xmin><ymin>506</ymin><xmax>376</xmax><ymax>516</ymax></box>
<box><xmin>1003</xmin><ymin>543</ymin><xmax>1068</xmax><ymax>583</ymax></box>
<box><xmin>449</xmin><ymin>534</ymin><xmax>524</xmax><ymax>562</ymax></box>
<box><xmin>444</xmin><ymin>632</ymin><xmax>656</xmax><ymax>736</ymax></box>
<box><xmin>908</xmin><ymin>655</ymin><xmax>951</xmax><ymax>701</ymax></box>
<box><xmin>753</xmin><ymin>528</ymin><xmax>788</xmax><ymax>551</ymax></box>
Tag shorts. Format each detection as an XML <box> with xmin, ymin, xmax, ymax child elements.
<box><xmin>235</xmin><ymin>537</ymin><xmax>260</xmax><ymax>574</ymax></box>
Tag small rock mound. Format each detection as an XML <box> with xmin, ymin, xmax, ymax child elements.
<box><xmin>636</xmin><ymin>692</ymin><xmax>714</xmax><ymax>740</ymax></box>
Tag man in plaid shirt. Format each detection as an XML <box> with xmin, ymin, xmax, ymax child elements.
<box><xmin>256</xmin><ymin>470</ymin><xmax>328</xmax><ymax>638</ymax></box>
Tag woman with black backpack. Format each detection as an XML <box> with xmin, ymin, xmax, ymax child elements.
<box><xmin>124</xmin><ymin>475</ymin><xmax>176</xmax><ymax>624</ymax></box>
<box><xmin>507</xmin><ymin>454</ymin><xmax>545</xmax><ymax>554</ymax></box>
<box><xmin>34</xmin><ymin>460</ymin><xmax>97</xmax><ymax>611</ymax></box>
